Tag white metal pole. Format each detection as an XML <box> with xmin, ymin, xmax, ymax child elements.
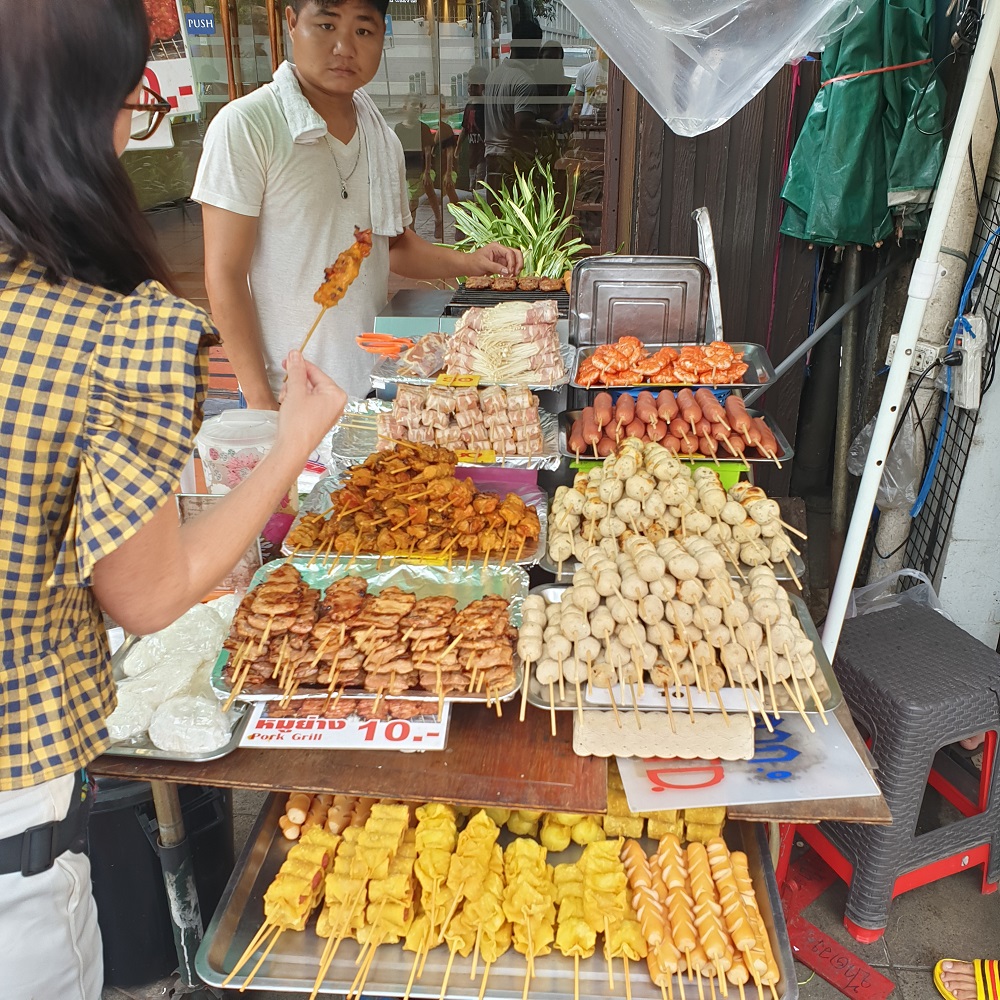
<box><xmin>822</xmin><ymin>0</ymin><xmax>1000</xmax><ymax>659</ymax></box>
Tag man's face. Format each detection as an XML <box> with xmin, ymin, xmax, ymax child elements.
<box><xmin>286</xmin><ymin>0</ymin><xmax>384</xmax><ymax>97</ymax></box>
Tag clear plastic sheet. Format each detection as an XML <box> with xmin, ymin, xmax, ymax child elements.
<box><xmin>148</xmin><ymin>695</ymin><xmax>234</xmax><ymax>755</ymax></box>
<box><xmin>563</xmin><ymin>0</ymin><xmax>875</xmax><ymax>136</ymax></box>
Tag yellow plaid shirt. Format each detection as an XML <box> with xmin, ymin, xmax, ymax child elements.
<box><xmin>0</xmin><ymin>249</ymin><xmax>213</xmax><ymax>790</ymax></box>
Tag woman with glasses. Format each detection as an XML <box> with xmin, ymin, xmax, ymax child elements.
<box><xmin>0</xmin><ymin>3</ymin><xmax>346</xmax><ymax>995</ymax></box>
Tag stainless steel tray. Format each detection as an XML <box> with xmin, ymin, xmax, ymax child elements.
<box><xmin>196</xmin><ymin>793</ymin><xmax>797</xmax><ymax>1000</ymax></box>
<box><xmin>326</xmin><ymin>399</ymin><xmax>562</xmax><ymax>472</ymax></box>
<box><xmin>284</xmin><ymin>474</ymin><xmax>548</xmax><ymax>568</ymax></box>
<box><xmin>211</xmin><ymin>557</ymin><xmax>527</xmax><ymax>706</ymax></box>
<box><xmin>370</xmin><ymin>340</ymin><xmax>577</xmax><ymax>390</ymax></box>
<box><xmin>558</xmin><ymin>408</ymin><xmax>794</xmax><ymax>463</ymax></box>
<box><xmin>524</xmin><ymin>584</ymin><xmax>840</xmax><ymax>716</ymax></box>
<box><xmin>105</xmin><ymin>636</ymin><xmax>251</xmax><ymax>763</ymax></box>
<box><xmin>569</xmin><ymin>256</ymin><xmax>710</xmax><ymax>347</ymax></box>
<box><xmin>570</xmin><ymin>343</ymin><xmax>775</xmax><ymax>390</ymax></box>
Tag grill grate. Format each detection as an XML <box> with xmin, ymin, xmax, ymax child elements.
<box><xmin>444</xmin><ymin>288</ymin><xmax>570</xmax><ymax>317</ymax></box>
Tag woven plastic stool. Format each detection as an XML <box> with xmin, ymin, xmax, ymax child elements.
<box><xmin>795</xmin><ymin>604</ymin><xmax>1000</xmax><ymax>943</ymax></box>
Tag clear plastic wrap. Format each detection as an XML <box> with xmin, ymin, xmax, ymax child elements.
<box><xmin>563</xmin><ymin>0</ymin><xmax>875</xmax><ymax>136</ymax></box>
<box><xmin>147</xmin><ymin>695</ymin><xmax>234</xmax><ymax>754</ymax></box>
<box><xmin>848</xmin><ymin>410</ymin><xmax>920</xmax><ymax>510</ymax></box>
<box><xmin>846</xmin><ymin>568</ymin><xmax>949</xmax><ymax>620</ymax></box>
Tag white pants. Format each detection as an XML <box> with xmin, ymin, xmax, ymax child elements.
<box><xmin>0</xmin><ymin>774</ymin><xmax>103</xmax><ymax>1000</ymax></box>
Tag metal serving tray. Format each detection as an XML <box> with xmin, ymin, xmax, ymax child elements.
<box><xmin>370</xmin><ymin>339</ymin><xmax>577</xmax><ymax>391</ymax></box>
<box><xmin>524</xmin><ymin>585</ymin><xmax>840</xmax><ymax>716</ymax></box>
<box><xmin>284</xmin><ymin>474</ymin><xmax>548</xmax><ymax>568</ymax></box>
<box><xmin>326</xmin><ymin>399</ymin><xmax>562</xmax><ymax>472</ymax></box>
<box><xmin>558</xmin><ymin>408</ymin><xmax>794</xmax><ymax>464</ymax></box>
<box><xmin>569</xmin><ymin>256</ymin><xmax>710</xmax><ymax>347</ymax></box>
<box><xmin>570</xmin><ymin>342</ymin><xmax>776</xmax><ymax>390</ymax></box>
<box><xmin>210</xmin><ymin>557</ymin><xmax>527</xmax><ymax>707</ymax></box>
<box><xmin>196</xmin><ymin>793</ymin><xmax>797</xmax><ymax>999</ymax></box>
<box><xmin>105</xmin><ymin>636</ymin><xmax>251</xmax><ymax>763</ymax></box>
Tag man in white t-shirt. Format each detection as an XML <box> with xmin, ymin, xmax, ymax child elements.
<box><xmin>193</xmin><ymin>0</ymin><xmax>521</xmax><ymax>407</ymax></box>
<box><xmin>483</xmin><ymin>20</ymin><xmax>542</xmax><ymax>190</ymax></box>
<box><xmin>572</xmin><ymin>49</ymin><xmax>608</xmax><ymax>120</ymax></box>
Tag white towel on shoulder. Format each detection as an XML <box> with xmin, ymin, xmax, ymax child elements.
<box><xmin>271</xmin><ymin>61</ymin><xmax>408</xmax><ymax>238</ymax></box>
<box><xmin>353</xmin><ymin>88</ymin><xmax>409</xmax><ymax>238</ymax></box>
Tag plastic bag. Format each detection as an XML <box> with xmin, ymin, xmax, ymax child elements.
<box><xmin>148</xmin><ymin>696</ymin><xmax>233</xmax><ymax>754</ymax></box>
<box><xmin>846</xmin><ymin>568</ymin><xmax>948</xmax><ymax>619</ymax></box>
<box><xmin>563</xmin><ymin>0</ymin><xmax>874</xmax><ymax>136</ymax></box>
<box><xmin>847</xmin><ymin>410</ymin><xmax>920</xmax><ymax>510</ymax></box>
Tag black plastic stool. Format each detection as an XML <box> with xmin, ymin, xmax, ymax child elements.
<box><xmin>802</xmin><ymin>604</ymin><xmax>1000</xmax><ymax>941</ymax></box>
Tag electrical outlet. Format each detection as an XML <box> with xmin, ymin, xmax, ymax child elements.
<box><xmin>886</xmin><ymin>334</ymin><xmax>945</xmax><ymax>374</ymax></box>
<box><xmin>953</xmin><ymin>313</ymin><xmax>987</xmax><ymax>410</ymax></box>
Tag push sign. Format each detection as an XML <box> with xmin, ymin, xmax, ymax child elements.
<box><xmin>185</xmin><ymin>11</ymin><xmax>215</xmax><ymax>35</ymax></box>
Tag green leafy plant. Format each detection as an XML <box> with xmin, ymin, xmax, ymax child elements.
<box><xmin>446</xmin><ymin>160</ymin><xmax>589</xmax><ymax>278</ymax></box>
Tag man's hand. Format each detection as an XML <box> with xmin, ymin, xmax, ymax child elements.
<box><xmin>462</xmin><ymin>242</ymin><xmax>524</xmax><ymax>278</ymax></box>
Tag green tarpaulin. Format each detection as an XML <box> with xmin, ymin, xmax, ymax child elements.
<box><xmin>781</xmin><ymin>0</ymin><xmax>945</xmax><ymax>247</ymax></box>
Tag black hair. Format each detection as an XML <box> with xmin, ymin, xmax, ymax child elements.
<box><xmin>287</xmin><ymin>0</ymin><xmax>390</xmax><ymax>18</ymax></box>
<box><xmin>511</xmin><ymin>19</ymin><xmax>542</xmax><ymax>61</ymax></box>
<box><xmin>0</xmin><ymin>0</ymin><xmax>173</xmax><ymax>294</ymax></box>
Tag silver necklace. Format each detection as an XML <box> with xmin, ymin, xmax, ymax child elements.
<box><xmin>324</xmin><ymin>129</ymin><xmax>362</xmax><ymax>200</ymax></box>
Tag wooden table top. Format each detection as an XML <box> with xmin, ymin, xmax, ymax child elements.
<box><xmin>91</xmin><ymin>703</ymin><xmax>609</xmax><ymax>814</ymax></box>
<box><xmin>92</xmin><ymin>699</ymin><xmax>888</xmax><ymax>824</ymax></box>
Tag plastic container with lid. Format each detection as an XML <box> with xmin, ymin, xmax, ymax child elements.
<box><xmin>195</xmin><ymin>410</ymin><xmax>296</xmax><ymax>555</ymax></box>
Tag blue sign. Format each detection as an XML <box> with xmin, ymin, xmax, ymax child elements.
<box><xmin>385</xmin><ymin>13</ymin><xmax>393</xmax><ymax>36</ymax></box>
<box><xmin>185</xmin><ymin>12</ymin><xmax>215</xmax><ymax>36</ymax></box>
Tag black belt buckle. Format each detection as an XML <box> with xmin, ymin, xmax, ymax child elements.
<box><xmin>20</xmin><ymin>821</ymin><xmax>58</xmax><ymax>876</ymax></box>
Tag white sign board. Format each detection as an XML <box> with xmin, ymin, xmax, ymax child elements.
<box><xmin>616</xmin><ymin>712</ymin><xmax>880</xmax><ymax>812</ymax></box>
<box><xmin>240</xmin><ymin>702</ymin><xmax>451</xmax><ymax>752</ymax></box>
<box><xmin>126</xmin><ymin>0</ymin><xmax>199</xmax><ymax>152</ymax></box>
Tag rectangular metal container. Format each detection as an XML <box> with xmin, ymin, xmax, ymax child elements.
<box><xmin>558</xmin><ymin>408</ymin><xmax>795</xmax><ymax>463</ymax></box>
<box><xmin>570</xmin><ymin>342</ymin><xmax>776</xmax><ymax>390</ymax></box>
<box><xmin>196</xmin><ymin>793</ymin><xmax>797</xmax><ymax>999</ymax></box>
<box><xmin>211</xmin><ymin>556</ymin><xmax>528</xmax><ymax>707</ymax></box>
<box><xmin>325</xmin><ymin>399</ymin><xmax>562</xmax><ymax>472</ymax></box>
<box><xmin>570</xmin><ymin>256</ymin><xmax>710</xmax><ymax>347</ymax></box>
<box><xmin>524</xmin><ymin>584</ymin><xmax>840</xmax><ymax>716</ymax></box>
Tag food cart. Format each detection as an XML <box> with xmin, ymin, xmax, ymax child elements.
<box><xmin>92</xmin><ymin>255</ymin><xmax>889</xmax><ymax>999</ymax></box>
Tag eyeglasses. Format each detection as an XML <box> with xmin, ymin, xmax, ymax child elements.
<box><xmin>123</xmin><ymin>85</ymin><xmax>172</xmax><ymax>141</ymax></box>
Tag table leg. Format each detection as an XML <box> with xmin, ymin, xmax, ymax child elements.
<box><xmin>149</xmin><ymin>780</ymin><xmax>220</xmax><ymax>997</ymax></box>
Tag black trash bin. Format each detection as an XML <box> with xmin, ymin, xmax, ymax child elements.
<box><xmin>87</xmin><ymin>778</ymin><xmax>234</xmax><ymax>987</ymax></box>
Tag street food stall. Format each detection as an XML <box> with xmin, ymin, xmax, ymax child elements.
<box><xmin>91</xmin><ymin>239</ymin><xmax>889</xmax><ymax>1000</ymax></box>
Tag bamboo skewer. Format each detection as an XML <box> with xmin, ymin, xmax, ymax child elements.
<box><xmin>297</xmin><ymin>304</ymin><xmax>329</xmax><ymax>356</ymax></box>
<box><xmin>222</xmin><ymin>920</ymin><xmax>276</xmax><ymax>988</ymax></box>
<box><xmin>238</xmin><ymin>925</ymin><xmax>284</xmax><ymax>993</ymax></box>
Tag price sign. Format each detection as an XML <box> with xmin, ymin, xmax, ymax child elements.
<box><xmin>240</xmin><ymin>702</ymin><xmax>450</xmax><ymax>751</ymax></box>
<box><xmin>434</xmin><ymin>373</ymin><xmax>481</xmax><ymax>388</ymax></box>
<box><xmin>454</xmin><ymin>449</ymin><xmax>497</xmax><ymax>464</ymax></box>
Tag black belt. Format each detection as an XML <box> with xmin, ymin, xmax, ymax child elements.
<box><xmin>0</xmin><ymin>771</ymin><xmax>93</xmax><ymax>876</ymax></box>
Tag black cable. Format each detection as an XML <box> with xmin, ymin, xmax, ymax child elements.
<box><xmin>887</xmin><ymin>359</ymin><xmax>943</xmax><ymax>452</ymax></box>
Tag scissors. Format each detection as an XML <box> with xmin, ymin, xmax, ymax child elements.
<box><xmin>355</xmin><ymin>333</ymin><xmax>415</xmax><ymax>357</ymax></box>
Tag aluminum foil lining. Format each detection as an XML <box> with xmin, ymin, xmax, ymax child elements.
<box><xmin>326</xmin><ymin>398</ymin><xmax>562</xmax><ymax>472</ymax></box>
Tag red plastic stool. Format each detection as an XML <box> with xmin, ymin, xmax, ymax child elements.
<box><xmin>776</xmin><ymin>730</ymin><xmax>999</xmax><ymax>943</ymax></box>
